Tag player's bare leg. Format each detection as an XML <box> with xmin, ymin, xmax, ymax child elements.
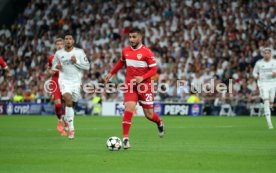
<box><xmin>264</xmin><ymin>99</ymin><xmax>273</xmax><ymax>129</ymax></box>
<box><xmin>143</xmin><ymin>108</ymin><xmax>164</xmax><ymax>137</ymax></box>
<box><xmin>122</xmin><ymin>101</ymin><xmax>136</xmax><ymax>149</ymax></box>
<box><xmin>63</xmin><ymin>93</ymin><xmax>75</xmax><ymax>139</ymax></box>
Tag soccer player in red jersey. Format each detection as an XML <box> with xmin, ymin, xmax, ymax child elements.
<box><xmin>105</xmin><ymin>28</ymin><xmax>164</xmax><ymax>149</ymax></box>
<box><xmin>47</xmin><ymin>38</ymin><xmax>67</xmax><ymax>136</ymax></box>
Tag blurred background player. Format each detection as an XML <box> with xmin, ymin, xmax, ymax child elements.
<box><xmin>105</xmin><ymin>28</ymin><xmax>164</xmax><ymax>149</ymax></box>
<box><xmin>47</xmin><ymin>38</ymin><xmax>67</xmax><ymax>136</ymax></box>
<box><xmin>253</xmin><ymin>48</ymin><xmax>276</xmax><ymax>129</ymax></box>
<box><xmin>0</xmin><ymin>56</ymin><xmax>11</xmax><ymax>77</ymax></box>
<box><xmin>52</xmin><ymin>33</ymin><xmax>90</xmax><ymax>139</ymax></box>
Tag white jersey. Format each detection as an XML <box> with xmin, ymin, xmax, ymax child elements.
<box><xmin>52</xmin><ymin>47</ymin><xmax>90</xmax><ymax>84</ymax></box>
<box><xmin>253</xmin><ymin>58</ymin><xmax>276</xmax><ymax>87</ymax></box>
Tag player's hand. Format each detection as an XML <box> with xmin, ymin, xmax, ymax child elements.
<box><xmin>134</xmin><ymin>76</ymin><xmax>144</xmax><ymax>84</ymax></box>
<box><xmin>71</xmin><ymin>55</ymin><xmax>77</xmax><ymax>64</ymax></box>
<box><xmin>272</xmin><ymin>72</ymin><xmax>276</xmax><ymax>77</ymax></box>
<box><xmin>104</xmin><ymin>73</ymin><xmax>113</xmax><ymax>83</ymax></box>
<box><xmin>56</xmin><ymin>63</ymin><xmax>62</xmax><ymax>70</ymax></box>
<box><xmin>49</xmin><ymin>70</ymin><xmax>57</xmax><ymax>75</ymax></box>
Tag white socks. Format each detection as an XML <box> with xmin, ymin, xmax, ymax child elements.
<box><xmin>264</xmin><ymin>100</ymin><xmax>273</xmax><ymax>129</ymax></box>
<box><xmin>66</xmin><ymin>106</ymin><xmax>75</xmax><ymax>131</ymax></box>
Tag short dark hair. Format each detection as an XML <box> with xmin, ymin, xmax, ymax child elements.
<box><xmin>129</xmin><ymin>27</ymin><xmax>142</xmax><ymax>35</ymax></box>
<box><xmin>64</xmin><ymin>32</ymin><xmax>74</xmax><ymax>39</ymax></box>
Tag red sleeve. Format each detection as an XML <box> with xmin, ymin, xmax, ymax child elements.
<box><xmin>0</xmin><ymin>57</ymin><xmax>7</xmax><ymax>69</ymax></box>
<box><xmin>47</xmin><ymin>55</ymin><xmax>59</xmax><ymax>75</ymax></box>
<box><xmin>48</xmin><ymin>56</ymin><xmax>53</xmax><ymax>68</ymax></box>
<box><xmin>145</xmin><ymin>49</ymin><xmax>157</xmax><ymax>68</ymax></box>
<box><xmin>142</xmin><ymin>49</ymin><xmax>157</xmax><ymax>80</ymax></box>
<box><xmin>111</xmin><ymin>60</ymin><xmax>125</xmax><ymax>75</ymax></box>
<box><xmin>110</xmin><ymin>50</ymin><xmax>125</xmax><ymax>75</ymax></box>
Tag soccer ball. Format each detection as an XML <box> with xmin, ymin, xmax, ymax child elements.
<box><xmin>106</xmin><ymin>136</ymin><xmax>122</xmax><ymax>151</ymax></box>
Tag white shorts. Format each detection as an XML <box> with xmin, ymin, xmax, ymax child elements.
<box><xmin>259</xmin><ymin>85</ymin><xmax>276</xmax><ymax>103</ymax></box>
<box><xmin>58</xmin><ymin>79</ymin><xmax>81</xmax><ymax>102</ymax></box>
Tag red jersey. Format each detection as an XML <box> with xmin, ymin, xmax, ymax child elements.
<box><xmin>48</xmin><ymin>55</ymin><xmax>59</xmax><ymax>78</ymax></box>
<box><xmin>0</xmin><ymin>57</ymin><xmax>7</xmax><ymax>69</ymax></box>
<box><xmin>119</xmin><ymin>45</ymin><xmax>157</xmax><ymax>83</ymax></box>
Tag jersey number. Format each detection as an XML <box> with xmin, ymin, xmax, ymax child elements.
<box><xmin>145</xmin><ymin>94</ymin><xmax>153</xmax><ymax>102</ymax></box>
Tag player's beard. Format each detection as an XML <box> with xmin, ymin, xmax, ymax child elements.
<box><xmin>65</xmin><ymin>44</ymin><xmax>73</xmax><ymax>51</ymax></box>
<box><xmin>264</xmin><ymin>56</ymin><xmax>271</xmax><ymax>61</ymax></box>
<box><xmin>130</xmin><ymin>42</ymin><xmax>140</xmax><ymax>49</ymax></box>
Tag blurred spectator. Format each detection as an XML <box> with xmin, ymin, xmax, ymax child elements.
<box><xmin>0</xmin><ymin>90</ymin><xmax>11</xmax><ymax>101</ymax></box>
<box><xmin>23</xmin><ymin>90</ymin><xmax>35</xmax><ymax>102</ymax></box>
<box><xmin>13</xmin><ymin>88</ymin><xmax>24</xmax><ymax>102</ymax></box>
<box><xmin>187</xmin><ymin>91</ymin><xmax>201</xmax><ymax>104</ymax></box>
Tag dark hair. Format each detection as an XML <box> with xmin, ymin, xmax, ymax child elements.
<box><xmin>129</xmin><ymin>27</ymin><xmax>142</xmax><ymax>35</ymax></box>
<box><xmin>64</xmin><ymin>32</ymin><xmax>74</xmax><ymax>39</ymax></box>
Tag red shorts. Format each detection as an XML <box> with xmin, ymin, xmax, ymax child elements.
<box><xmin>50</xmin><ymin>77</ymin><xmax>61</xmax><ymax>100</ymax></box>
<box><xmin>123</xmin><ymin>82</ymin><xmax>154</xmax><ymax>109</ymax></box>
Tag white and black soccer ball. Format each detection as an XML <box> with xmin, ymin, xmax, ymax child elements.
<box><xmin>106</xmin><ymin>136</ymin><xmax>122</xmax><ymax>151</ymax></box>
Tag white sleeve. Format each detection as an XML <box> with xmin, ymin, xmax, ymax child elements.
<box><xmin>74</xmin><ymin>50</ymin><xmax>90</xmax><ymax>70</ymax></box>
<box><xmin>51</xmin><ymin>53</ymin><xmax>59</xmax><ymax>71</ymax></box>
<box><xmin>252</xmin><ymin>61</ymin><xmax>259</xmax><ymax>78</ymax></box>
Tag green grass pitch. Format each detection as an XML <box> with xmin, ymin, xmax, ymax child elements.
<box><xmin>0</xmin><ymin>115</ymin><xmax>276</xmax><ymax>173</ymax></box>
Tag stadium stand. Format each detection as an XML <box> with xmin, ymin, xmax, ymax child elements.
<box><xmin>0</xmin><ymin>0</ymin><xmax>276</xmax><ymax>115</ymax></box>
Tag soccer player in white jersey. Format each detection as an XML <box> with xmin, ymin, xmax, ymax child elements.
<box><xmin>52</xmin><ymin>33</ymin><xmax>90</xmax><ymax>139</ymax></box>
<box><xmin>253</xmin><ymin>48</ymin><xmax>276</xmax><ymax>129</ymax></box>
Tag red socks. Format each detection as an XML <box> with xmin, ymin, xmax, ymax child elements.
<box><xmin>55</xmin><ymin>103</ymin><xmax>62</xmax><ymax>120</ymax></box>
<box><xmin>122</xmin><ymin>111</ymin><xmax>133</xmax><ymax>138</ymax></box>
<box><xmin>148</xmin><ymin>113</ymin><xmax>161</xmax><ymax>126</ymax></box>
<box><xmin>122</xmin><ymin>111</ymin><xmax>160</xmax><ymax>138</ymax></box>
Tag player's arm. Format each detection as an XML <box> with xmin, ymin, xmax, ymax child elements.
<box><xmin>47</xmin><ymin>56</ymin><xmax>58</xmax><ymax>75</ymax></box>
<box><xmin>0</xmin><ymin>56</ymin><xmax>11</xmax><ymax>77</ymax></box>
<box><xmin>104</xmin><ymin>52</ymin><xmax>126</xmax><ymax>83</ymax></box>
<box><xmin>134</xmin><ymin>50</ymin><xmax>157</xmax><ymax>83</ymax></box>
<box><xmin>0</xmin><ymin>56</ymin><xmax>8</xmax><ymax>70</ymax></box>
<box><xmin>110</xmin><ymin>59</ymin><xmax>125</xmax><ymax>75</ymax></box>
<box><xmin>71</xmin><ymin>50</ymin><xmax>90</xmax><ymax>70</ymax></box>
<box><xmin>252</xmin><ymin>62</ymin><xmax>260</xmax><ymax>80</ymax></box>
<box><xmin>272</xmin><ymin>61</ymin><xmax>276</xmax><ymax>77</ymax></box>
<box><xmin>51</xmin><ymin>54</ymin><xmax>62</xmax><ymax>71</ymax></box>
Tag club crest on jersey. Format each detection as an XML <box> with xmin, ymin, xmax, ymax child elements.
<box><xmin>137</xmin><ymin>54</ymin><xmax>142</xmax><ymax>60</ymax></box>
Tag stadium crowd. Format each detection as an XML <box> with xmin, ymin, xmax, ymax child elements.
<box><xmin>0</xmin><ymin>0</ymin><xmax>276</xmax><ymax>112</ymax></box>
